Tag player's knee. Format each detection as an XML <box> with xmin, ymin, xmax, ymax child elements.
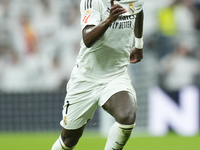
<box><xmin>117</xmin><ymin>109</ymin><xmax>136</xmax><ymax>125</ymax></box>
<box><xmin>61</xmin><ymin>126</ymin><xmax>85</xmax><ymax>148</ymax></box>
<box><xmin>62</xmin><ymin>133</ymin><xmax>83</xmax><ymax>148</ymax></box>
<box><xmin>62</xmin><ymin>137</ymin><xmax>78</xmax><ymax>148</ymax></box>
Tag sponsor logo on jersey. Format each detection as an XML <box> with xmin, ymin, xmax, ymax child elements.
<box><xmin>118</xmin><ymin>14</ymin><xmax>135</xmax><ymax>21</ymax></box>
<box><xmin>129</xmin><ymin>3</ymin><xmax>135</xmax><ymax>14</ymax></box>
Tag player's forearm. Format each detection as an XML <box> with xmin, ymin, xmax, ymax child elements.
<box><xmin>82</xmin><ymin>19</ymin><xmax>111</xmax><ymax>48</ymax></box>
<box><xmin>134</xmin><ymin>9</ymin><xmax>144</xmax><ymax>38</ymax></box>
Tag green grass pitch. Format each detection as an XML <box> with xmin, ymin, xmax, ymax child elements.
<box><xmin>0</xmin><ymin>131</ymin><xmax>199</xmax><ymax>150</ymax></box>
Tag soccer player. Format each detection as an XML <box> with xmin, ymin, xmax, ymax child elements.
<box><xmin>51</xmin><ymin>0</ymin><xmax>144</xmax><ymax>149</ymax></box>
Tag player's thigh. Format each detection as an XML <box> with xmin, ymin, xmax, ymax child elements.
<box><xmin>60</xmin><ymin>66</ymin><xmax>99</xmax><ymax>130</ymax></box>
<box><xmin>102</xmin><ymin>91</ymin><xmax>137</xmax><ymax>124</ymax></box>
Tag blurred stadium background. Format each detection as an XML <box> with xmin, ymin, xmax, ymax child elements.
<box><xmin>0</xmin><ymin>0</ymin><xmax>200</xmax><ymax>149</ymax></box>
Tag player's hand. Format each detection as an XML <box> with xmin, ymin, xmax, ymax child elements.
<box><xmin>107</xmin><ymin>0</ymin><xmax>127</xmax><ymax>23</ymax></box>
<box><xmin>130</xmin><ymin>47</ymin><xmax>143</xmax><ymax>63</ymax></box>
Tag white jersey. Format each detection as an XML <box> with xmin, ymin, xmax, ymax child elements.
<box><xmin>77</xmin><ymin>0</ymin><xmax>144</xmax><ymax>80</ymax></box>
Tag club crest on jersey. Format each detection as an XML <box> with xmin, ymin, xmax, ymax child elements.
<box><xmin>129</xmin><ymin>3</ymin><xmax>135</xmax><ymax>14</ymax></box>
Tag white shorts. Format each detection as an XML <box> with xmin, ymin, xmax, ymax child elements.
<box><xmin>60</xmin><ymin>66</ymin><xmax>137</xmax><ymax>130</ymax></box>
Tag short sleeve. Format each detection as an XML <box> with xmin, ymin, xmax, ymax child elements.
<box><xmin>134</xmin><ymin>0</ymin><xmax>144</xmax><ymax>14</ymax></box>
<box><xmin>80</xmin><ymin>0</ymin><xmax>104</xmax><ymax>30</ymax></box>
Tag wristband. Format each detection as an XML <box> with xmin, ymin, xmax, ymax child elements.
<box><xmin>135</xmin><ymin>37</ymin><xmax>144</xmax><ymax>49</ymax></box>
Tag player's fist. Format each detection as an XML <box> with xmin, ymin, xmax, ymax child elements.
<box><xmin>130</xmin><ymin>47</ymin><xmax>143</xmax><ymax>63</ymax></box>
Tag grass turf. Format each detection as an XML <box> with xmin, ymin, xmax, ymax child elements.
<box><xmin>0</xmin><ymin>131</ymin><xmax>199</xmax><ymax>150</ymax></box>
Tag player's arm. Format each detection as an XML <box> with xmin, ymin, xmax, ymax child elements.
<box><xmin>134</xmin><ymin>9</ymin><xmax>144</xmax><ymax>39</ymax></box>
<box><xmin>130</xmin><ymin>9</ymin><xmax>144</xmax><ymax>64</ymax></box>
<box><xmin>82</xmin><ymin>0</ymin><xmax>126</xmax><ymax>48</ymax></box>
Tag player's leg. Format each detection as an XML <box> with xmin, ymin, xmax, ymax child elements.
<box><xmin>51</xmin><ymin>125</ymin><xmax>85</xmax><ymax>150</ymax></box>
<box><xmin>102</xmin><ymin>91</ymin><xmax>137</xmax><ymax>150</ymax></box>
<box><xmin>51</xmin><ymin>66</ymin><xmax>99</xmax><ymax>149</ymax></box>
<box><xmin>103</xmin><ymin>91</ymin><xmax>136</xmax><ymax>124</ymax></box>
<box><xmin>61</xmin><ymin>126</ymin><xmax>86</xmax><ymax>148</ymax></box>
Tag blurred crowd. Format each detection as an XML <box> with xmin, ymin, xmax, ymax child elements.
<box><xmin>0</xmin><ymin>0</ymin><xmax>81</xmax><ymax>92</ymax></box>
<box><xmin>0</xmin><ymin>0</ymin><xmax>200</xmax><ymax>93</ymax></box>
<box><xmin>152</xmin><ymin>0</ymin><xmax>200</xmax><ymax>91</ymax></box>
